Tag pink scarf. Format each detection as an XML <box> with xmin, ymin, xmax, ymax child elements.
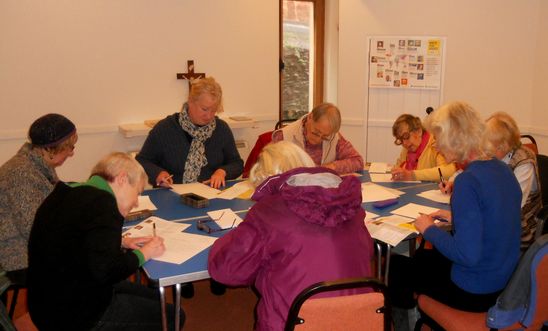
<box><xmin>404</xmin><ymin>131</ymin><xmax>430</xmax><ymax>170</ymax></box>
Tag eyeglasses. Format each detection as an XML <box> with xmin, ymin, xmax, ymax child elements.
<box><xmin>196</xmin><ymin>212</ymin><xmax>236</xmax><ymax>234</ymax></box>
<box><xmin>394</xmin><ymin>131</ymin><xmax>411</xmax><ymax>145</ymax></box>
<box><xmin>196</xmin><ymin>219</ymin><xmax>236</xmax><ymax>233</ymax></box>
<box><xmin>310</xmin><ymin>129</ymin><xmax>334</xmax><ymax>141</ymax></box>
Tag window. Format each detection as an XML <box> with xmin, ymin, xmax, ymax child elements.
<box><xmin>280</xmin><ymin>0</ymin><xmax>324</xmax><ymax>121</ymax></box>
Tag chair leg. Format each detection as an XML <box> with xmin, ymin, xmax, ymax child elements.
<box><xmin>8</xmin><ymin>287</ymin><xmax>18</xmax><ymax>318</ymax></box>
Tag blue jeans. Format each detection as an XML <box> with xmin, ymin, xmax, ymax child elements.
<box><xmin>93</xmin><ymin>281</ymin><xmax>184</xmax><ymax>331</ymax></box>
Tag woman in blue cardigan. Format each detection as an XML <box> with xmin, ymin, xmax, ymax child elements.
<box><xmin>388</xmin><ymin>101</ymin><xmax>522</xmax><ymax>329</ymax></box>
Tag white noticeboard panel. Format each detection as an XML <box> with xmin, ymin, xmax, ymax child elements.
<box><xmin>365</xmin><ymin>36</ymin><xmax>446</xmax><ymax>164</ymax></box>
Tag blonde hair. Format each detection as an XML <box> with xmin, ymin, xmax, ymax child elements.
<box><xmin>249</xmin><ymin>141</ymin><xmax>315</xmax><ymax>187</ymax></box>
<box><xmin>484</xmin><ymin>111</ymin><xmax>521</xmax><ymax>157</ymax></box>
<box><xmin>392</xmin><ymin>114</ymin><xmax>424</xmax><ymax>137</ymax></box>
<box><xmin>310</xmin><ymin>103</ymin><xmax>341</xmax><ymax>133</ymax></box>
<box><xmin>424</xmin><ymin>101</ymin><xmax>487</xmax><ymax>163</ymax></box>
<box><xmin>189</xmin><ymin>76</ymin><xmax>224</xmax><ymax>113</ymax></box>
<box><xmin>90</xmin><ymin>152</ymin><xmax>147</xmax><ymax>189</ymax></box>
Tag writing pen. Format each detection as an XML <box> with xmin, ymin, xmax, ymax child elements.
<box><xmin>418</xmin><ymin>212</ymin><xmax>449</xmax><ymax>223</ymax></box>
<box><xmin>152</xmin><ymin>222</ymin><xmax>156</xmax><ymax>237</ymax></box>
<box><xmin>438</xmin><ymin>168</ymin><xmax>445</xmax><ymax>187</ymax></box>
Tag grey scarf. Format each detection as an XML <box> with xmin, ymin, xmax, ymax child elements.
<box><xmin>178</xmin><ymin>103</ymin><xmax>216</xmax><ymax>183</ymax></box>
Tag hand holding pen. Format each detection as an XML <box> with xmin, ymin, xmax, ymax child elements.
<box><xmin>156</xmin><ymin>171</ymin><xmax>173</xmax><ymax>188</ymax></box>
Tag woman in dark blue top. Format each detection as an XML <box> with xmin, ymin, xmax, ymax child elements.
<box><xmin>389</xmin><ymin>101</ymin><xmax>522</xmax><ymax>326</ymax></box>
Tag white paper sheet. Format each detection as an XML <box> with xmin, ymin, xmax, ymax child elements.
<box><xmin>123</xmin><ymin>216</ymin><xmax>191</xmax><ymax>238</ymax></box>
<box><xmin>365</xmin><ymin>220</ymin><xmax>415</xmax><ymax>246</ymax></box>
<box><xmin>390</xmin><ymin>203</ymin><xmax>440</xmax><ymax>219</ymax></box>
<box><xmin>368</xmin><ymin>162</ymin><xmax>389</xmax><ymax>173</ymax></box>
<box><xmin>417</xmin><ymin>189</ymin><xmax>450</xmax><ymax>204</ymax></box>
<box><xmin>207</xmin><ymin>209</ymin><xmax>244</xmax><ymax>229</ymax></box>
<box><xmin>216</xmin><ymin>181</ymin><xmax>254</xmax><ymax>200</ymax></box>
<box><xmin>130</xmin><ymin>196</ymin><xmax>158</xmax><ymax>213</ymax></box>
<box><xmin>170</xmin><ymin>182</ymin><xmax>221</xmax><ymax>199</ymax></box>
<box><xmin>361</xmin><ymin>182</ymin><xmax>400</xmax><ymax>202</ymax></box>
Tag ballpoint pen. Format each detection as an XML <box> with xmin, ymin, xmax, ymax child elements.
<box><xmin>438</xmin><ymin>168</ymin><xmax>445</xmax><ymax>188</ymax></box>
<box><xmin>152</xmin><ymin>222</ymin><xmax>156</xmax><ymax>237</ymax></box>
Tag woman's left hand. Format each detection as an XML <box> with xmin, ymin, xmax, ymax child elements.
<box><xmin>122</xmin><ymin>236</ymin><xmax>153</xmax><ymax>249</ymax></box>
<box><xmin>204</xmin><ymin>169</ymin><xmax>226</xmax><ymax>189</ymax></box>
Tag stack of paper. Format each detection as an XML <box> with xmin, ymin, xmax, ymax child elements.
<box><xmin>130</xmin><ymin>196</ymin><xmax>158</xmax><ymax>213</ymax></box>
<box><xmin>365</xmin><ymin>215</ymin><xmax>417</xmax><ymax>246</ymax></box>
<box><xmin>361</xmin><ymin>182</ymin><xmax>402</xmax><ymax>203</ymax></box>
<box><xmin>171</xmin><ymin>182</ymin><xmax>221</xmax><ymax>199</ymax></box>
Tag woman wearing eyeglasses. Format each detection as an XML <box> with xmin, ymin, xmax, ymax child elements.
<box><xmin>0</xmin><ymin>113</ymin><xmax>77</xmax><ymax>286</ymax></box>
<box><xmin>391</xmin><ymin>113</ymin><xmax>456</xmax><ymax>182</ymax></box>
<box><xmin>272</xmin><ymin>102</ymin><xmax>364</xmax><ymax>174</ymax></box>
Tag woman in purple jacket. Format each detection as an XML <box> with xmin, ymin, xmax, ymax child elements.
<box><xmin>208</xmin><ymin>141</ymin><xmax>374</xmax><ymax>331</ymax></box>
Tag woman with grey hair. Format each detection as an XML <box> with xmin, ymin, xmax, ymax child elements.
<box><xmin>388</xmin><ymin>102</ymin><xmax>522</xmax><ymax>329</ymax></box>
<box><xmin>391</xmin><ymin>113</ymin><xmax>456</xmax><ymax>182</ymax></box>
<box><xmin>272</xmin><ymin>102</ymin><xmax>364</xmax><ymax>173</ymax></box>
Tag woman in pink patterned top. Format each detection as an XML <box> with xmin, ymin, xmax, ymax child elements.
<box><xmin>272</xmin><ymin>102</ymin><xmax>364</xmax><ymax>174</ymax></box>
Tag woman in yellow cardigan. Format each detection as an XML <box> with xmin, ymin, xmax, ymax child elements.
<box><xmin>391</xmin><ymin>114</ymin><xmax>456</xmax><ymax>182</ymax></box>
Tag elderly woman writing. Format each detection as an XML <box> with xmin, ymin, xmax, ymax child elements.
<box><xmin>388</xmin><ymin>102</ymin><xmax>522</xmax><ymax>329</ymax></box>
<box><xmin>137</xmin><ymin>77</ymin><xmax>243</xmax><ymax>189</ymax></box>
<box><xmin>272</xmin><ymin>102</ymin><xmax>364</xmax><ymax>174</ymax></box>
<box><xmin>391</xmin><ymin>113</ymin><xmax>456</xmax><ymax>182</ymax></box>
<box><xmin>208</xmin><ymin>141</ymin><xmax>373</xmax><ymax>330</ymax></box>
<box><xmin>0</xmin><ymin>113</ymin><xmax>77</xmax><ymax>285</ymax></box>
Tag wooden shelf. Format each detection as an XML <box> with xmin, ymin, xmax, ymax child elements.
<box><xmin>118</xmin><ymin>117</ymin><xmax>256</xmax><ymax>138</ymax></box>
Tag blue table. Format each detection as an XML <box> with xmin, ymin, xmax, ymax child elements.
<box><xmin>140</xmin><ymin>175</ymin><xmax>449</xmax><ymax>330</ymax></box>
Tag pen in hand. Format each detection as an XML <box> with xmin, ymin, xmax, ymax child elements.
<box><xmin>152</xmin><ymin>222</ymin><xmax>156</xmax><ymax>237</ymax></box>
<box><xmin>438</xmin><ymin>168</ymin><xmax>445</xmax><ymax>188</ymax></box>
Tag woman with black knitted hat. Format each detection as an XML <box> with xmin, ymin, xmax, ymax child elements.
<box><xmin>0</xmin><ymin>113</ymin><xmax>77</xmax><ymax>285</ymax></box>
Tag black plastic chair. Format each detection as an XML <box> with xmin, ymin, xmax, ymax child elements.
<box><xmin>521</xmin><ymin>134</ymin><xmax>538</xmax><ymax>154</ymax></box>
<box><xmin>284</xmin><ymin>277</ymin><xmax>390</xmax><ymax>331</ymax></box>
<box><xmin>537</xmin><ymin>154</ymin><xmax>548</xmax><ymax>208</ymax></box>
<box><xmin>0</xmin><ymin>271</ymin><xmax>17</xmax><ymax>331</ymax></box>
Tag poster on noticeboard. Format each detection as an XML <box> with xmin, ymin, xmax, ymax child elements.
<box><xmin>368</xmin><ymin>37</ymin><xmax>444</xmax><ymax>90</ymax></box>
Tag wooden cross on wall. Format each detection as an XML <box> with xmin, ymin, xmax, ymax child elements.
<box><xmin>176</xmin><ymin>60</ymin><xmax>206</xmax><ymax>89</ymax></box>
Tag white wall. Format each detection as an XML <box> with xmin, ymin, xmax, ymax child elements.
<box><xmin>338</xmin><ymin>0</ymin><xmax>548</xmax><ymax>161</ymax></box>
<box><xmin>0</xmin><ymin>0</ymin><xmax>278</xmax><ymax>181</ymax></box>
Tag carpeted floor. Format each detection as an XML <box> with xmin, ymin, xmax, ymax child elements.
<box><xmin>8</xmin><ymin>279</ymin><xmax>258</xmax><ymax>331</ymax></box>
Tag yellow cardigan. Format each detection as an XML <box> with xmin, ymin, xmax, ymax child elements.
<box><xmin>394</xmin><ymin>134</ymin><xmax>456</xmax><ymax>182</ymax></box>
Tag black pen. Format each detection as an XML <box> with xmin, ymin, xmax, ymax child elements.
<box><xmin>438</xmin><ymin>168</ymin><xmax>445</xmax><ymax>187</ymax></box>
<box><xmin>152</xmin><ymin>222</ymin><xmax>156</xmax><ymax>237</ymax></box>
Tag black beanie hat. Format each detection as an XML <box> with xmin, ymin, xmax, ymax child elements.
<box><xmin>28</xmin><ymin>113</ymin><xmax>76</xmax><ymax>148</ymax></box>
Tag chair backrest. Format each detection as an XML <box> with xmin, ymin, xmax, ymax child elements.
<box><xmin>242</xmin><ymin>131</ymin><xmax>273</xmax><ymax>178</ymax></box>
<box><xmin>487</xmin><ymin>234</ymin><xmax>548</xmax><ymax>330</ymax></box>
<box><xmin>537</xmin><ymin>154</ymin><xmax>548</xmax><ymax>208</ymax></box>
<box><xmin>275</xmin><ymin>119</ymin><xmax>296</xmax><ymax>130</ymax></box>
<box><xmin>521</xmin><ymin>134</ymin><xmax>538</xmax><ymax>154</ymax></box>
<box><xmin>0</xmin><ymin>273</ymin><xmax>17</xmax><ymax>331</ymax></box>
<box><xmin>534</xmin><ymin>205</ymin><xmax>548</xmax><ymax>240</ymax></box>
<box><xmin>284</xmin><ymin>277</ymin><xmax>390</xmax><ymax>331</ymax></box>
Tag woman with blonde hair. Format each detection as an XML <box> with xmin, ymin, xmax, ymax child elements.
<box><xmin>209</xmin><ymin>141</ymin><xmax>374</xmax><ymax>330</ymax></box>
<box><xmin>485</xmin><ymin>112</ymin><xmax>542</xmax><ymax>249</ymax></box>
<box><xmin>389</xmin><ymin>102</ymin><xmax>522</xmax><ymax>329</ymax></box>
<box><xmin>137</xmin><ymin>76</ymin><xmax>243</xmax><ymax>189</ymax></box>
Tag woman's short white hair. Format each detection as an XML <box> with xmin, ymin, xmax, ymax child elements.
<box><xmin>249</xmin><ymin>141</ymin><xmax>315</xmax><ymax>187</ymax></box>
<box><xmin>484</xmin><ymin>111</ymin><xmax>521</xmax><ymax>156</ymax></box>
<box><xmin>91</xmin><ymin>152</ymin><xmax>147</xmax><ymax>189</ymax></box>
<box><xmin>424</xmin><ymin>101</ymin><xmax>488</xmax><ymax>163</ymax></box>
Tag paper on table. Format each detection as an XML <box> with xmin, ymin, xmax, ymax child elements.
<box><xmin>368</xmin><ymin>162</ymin><xmax>389</xmax><ymax>173</ymax></box>
<box><xmin>122</xmin><ymin>216</ymin><xmax>191</xmax><ymax>238</ymax></box>
<box><xmin>156</xmin><ymin>232</ymin><xmax>217</xmax><ymax>264</ymax></box>
<box><xmin>390</xmin><ymin>203</ymin><xmax>439</xmax><ymax>219</ymax></box>
<box><xmin>417</xmin><ymin>189</ymin><xmax>450</xmax><ymax>204</ymax></box>
<box><xmin>361</xmin><ymin>182</ymin><xmax>400</xmax><ymax>203</ymax></box>
<box><xmin>207</xmin><ymin>208</ymin><xmax>244</xmax><ymax>229</ymax></box>
<box><xmin>365</xmin><ymin>218</ymin><xmax>416</xmax><ymax>246</ymax></box>
<box><xmin>369</xmin><ymin>173</ymin><xmax>420</xmax><ymax>183</ymax></box>
<box><xmin>364</xmin><ymin>210</ymin><xmax>379</xmax><ymax>221</ymax></box>
<box><xmin>130</xmin><ymin>196</ymin><xmax>158</xmax><ymax>213</ymax></box>
<box><xmin>216</xmin><ymin>181</ymin><xmax>254</xmax><ymax>200</ymax></box>
<box><xmin>171</xmin><ymin>182</ymin><xmax>221</xmax><ymax>199</ymax></box>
